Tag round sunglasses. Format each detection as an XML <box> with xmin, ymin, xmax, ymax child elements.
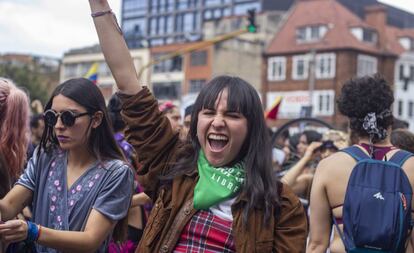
<box><xmin>44</xmin><ymin>109</ymin><xmax>90</xmax><ymax>127</ymax></box>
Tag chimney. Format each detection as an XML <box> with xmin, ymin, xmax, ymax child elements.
<box><xmin>364</xmin><ymin>5</ymin><xmax>387</xmax><ymax>50</ymax></box>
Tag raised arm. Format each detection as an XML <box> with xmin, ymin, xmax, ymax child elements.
<box><xmin>89</xmin><ymin>0</ymin><xmax>141</xmax><ymax>95</ymax></box>
<box><xmin>282</xmin><ymin>141</ymin><xmax>322</xmax><ymax>186</ymax></box>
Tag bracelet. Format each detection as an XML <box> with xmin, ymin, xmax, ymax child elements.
<box><xmin>91</xmin><ymin>9</ymin><xmax>112</xmax><ymax>18</ymax></box>
<box><xmin>36</xmin><ymin>224</ymin><xmax>42</xmax><ymax>241</ymax></box>
<box><xmin>91</xmin><ymin>9</ymin><xmax>123</xmax><ymax>35</ymax></box>
<box><xmin>26</xmin><ymin>221</ymin><xmax>39</xmax><ymax>243</ymax></box>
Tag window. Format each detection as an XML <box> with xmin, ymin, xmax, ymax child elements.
<box><xmin>399</xmin><ymin>37</ymin><xmax>414</xmax><ymax>51</ymax></box>
<box><xmin>151</xmin><ymin>39</ymin><xmax>164</xmax><ymax>46</ymax></box>
<box><xmin>214</xmin><ymin>8</ymin><xmax>222</xmax><ymax>18</ymax></box>
<box><xmin>223</xmin><ymin>7</ymin><xmax>231</xmax><ymax>16</ymax></box>
<box><xmin>350</xmin><ymin>27</ymin><xmax>378</xmax><ymax>44</ymax></box>
<box><xmin>357</xmin><ymin>54</ymin><xmax>377</xmax><ymax>77</ymax></box>
<box><xmin>64</xmin><ymin>64</ymin><xmax>77</xmax><ymax>78</ymax></box>
<box><xmin>153</xmin><ymin>55</ymin><xmax>183</xmax><ymax>73</ymax></box>
<box><xmin>292</xmin><ymin>55</ymin><xmax>309</xmax><ymax>80</ymax></box>
<box><xmin>175</xmin><ymin>14</ymin><xmax>184</xmax><ymax>32</ymax></box>
<box><xmin>234</xmin><ymin>2</ymin><xmax>261</xmax><ymax>15</ymax></box>
<box><xmin>204</xmin><ymin>0</ymin><xmax>221</xmax><ymax>6</ymax></box>
<box><xmin>123</xmin><ymin>0</ymin><xmax>147</xmax><ymax>17</ymax></box>
<box><xmin>362</xmin><ymin>29</ymin><xmax>377</xmax><ymax>44</ymax></box>
<box><xmin>409</xmin><ymin>101</ymin><xmax>414</xmax><ymax>118</ymax></box>
<box><xmin>177</xmin><ymin>0</ymin><xmax>189</xmax><ymax>10</ymax></box>
<box><xmin>153</xmin><ymin>82</ymin><xmax>181</xmax><ymax>100</ymax></box>
<box><xmin>314</xmin><ymin>91</ymin><xmax>335</xmax><ymax>116</ymax></box>
<box><xmin>398</xmin><ymin>100</ymin><xmax>403</xmax><ymax>117</ymax></box>
<box><xmin>326</xmin><ymin>94</ymin><xmax>331</xmax><ymax>112</ymax></box>
<box><xmin>123</xmin><ymin>18</ymin><xmax>146</xmax><ymax>36</ymax></box>
<box><xmin>150</xmin><ymin>18</ymin><xmax>157</xmax><ymax>35</ymax></box>
<box><xmin>318</xmin><ymin>94</ymin><xmax>323</xmax><ymax>112</ymax></box>
<box><xmin>315</xmin><ymin>53</ymin><xmax>336</xmax><ymax>79</ymax></box>
<box><xmin>204</xmin><ymin>10</ymin><xmax>213</xmax><ymax>20</ymax></box>
<box><xmin>184</xmin><ymin>13</ymin><xmax>194</xmax><ymax>32</ymax></box>
<box><xmin>151</xmin><ymin>0</ymin><xmax>161</xmax><ymax>13</ymax></box>
<box><xmin>166</xmin><ymin>16</ymin><xmax>174</xmax><ymax>33</ymax></box>
<box><xmin>167</xmin><ymin>0</ymin><xmax>175</xmax><ymax>11</ymax></box>
<box><xmin>189</xmin><ymin>79</ymin><xmax>205</xmax><ymax>93</ymax></box>
<box><xmin>190</xmin><ymin>50</ymin><xmax>207</xmax><ymax>66</ymax></box>
<box><xmin>399</xmin><ymin>64</ymin><xmax>405</xmax><ymax>81</ymax></box>
<box><xmin>296</xmin><ymin>25</ymin><xmax>328</xmax><ymax>43</ymax></box>
<box><xmin>190</xmin><ymin>0</ymin><xmax>199</xmax><ymax>7</ymax></box>
<box><xmin>267</xmin><ymin>57</ymin><xmax>286</xmax><ymax>81</ymax></box>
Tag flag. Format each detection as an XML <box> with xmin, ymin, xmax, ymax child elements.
<box><xmin>265</xmin><ymin>96</ymin><xmax>282</xmax><ymax>120</ymax></box>
<box><xmin>84</xmin><ymin>62</ymin><xmax>99</xmax><ymax>84</ymax></box>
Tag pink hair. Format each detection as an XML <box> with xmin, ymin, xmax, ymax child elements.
<box><xmin>0</xmin><ymin>78</ymin><xmax>30</xmax><ymax>179</ymax></box>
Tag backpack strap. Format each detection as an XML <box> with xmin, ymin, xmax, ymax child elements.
<box><xmin>332</xmin><ymin>215</ymin><xmax>351</xmax><ymax>251</ymax></box>
<box><xmin>341</xmin><ymin>146</ymin><xmax>371</xmax><ymax>162</ymax></box>
<box><xmin>388</xmin><ymin>150</ymin><xmax>414</xmax><ymax>167</ymax></box>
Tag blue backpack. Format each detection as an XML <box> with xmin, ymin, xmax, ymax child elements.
<box><xmin>334</xmin><ymin>146</ymin><xmax>413</xmax><ymax>253</ymax></box>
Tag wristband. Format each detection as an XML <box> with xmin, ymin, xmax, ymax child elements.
<box><xmin>91</xmin><ymin>9</ymin><xmax>112</xmax><ymax>18</ymax></box>
<box><xmin>90</xmin><ymin>9</ymin><xmax>123</xmax><ymax>35</ymax></box>
<box><xmin>36</xmin><ymin>224</ymin><xmax>42</xmax><ymax>241</ymax></box>
<box><xmin>26</xmin><ymin>221</ymin><xmax>39</xmax><ymax>242</ymax></box>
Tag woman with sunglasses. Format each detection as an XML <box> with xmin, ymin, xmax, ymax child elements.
<box><xmin>0</xmin><ymin>78</ymin><xmax>134</xmax><ymax>252</ymax></box>
<box><xmin>88</xmin><ymin>1</ymin><xmax>308</xmax><ymax>252</ymax></box>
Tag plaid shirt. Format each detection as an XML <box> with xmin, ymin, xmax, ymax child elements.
<box><xmin>173</xmin><ymin>210</ymin><xmax>235</xmax><ymax>253</ymax></box>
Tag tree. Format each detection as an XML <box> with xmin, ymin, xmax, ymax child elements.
<box><xmin>0</xmin><ymin>63</ymin><xmax>50</xmax><ymax>105</ymax></box>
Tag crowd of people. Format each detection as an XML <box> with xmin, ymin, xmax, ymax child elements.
<box><xmin>1</xmin><ymin>0</ymin><xmax>414</xmax><ymax>252</ymax></box>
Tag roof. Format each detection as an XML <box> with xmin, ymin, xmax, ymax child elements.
<box><xmin>266</xmin><ymin>0</ymin><xmax>389</xmax><ymax>55</ymax></box>
<box><xmin>385</xmin><ymin>27</ymin><xmax>414</xmax><ymax>54</ymax></box>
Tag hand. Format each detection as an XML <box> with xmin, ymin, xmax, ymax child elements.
<box><xmin>304</xmin><ymin>141</ymin><xmax>323</xmax><ymax>159</ymax></box>
<box><xmin>0</xmin><ymin>220</ymin><xmax>28</xmax><ymax>244</ymax></box>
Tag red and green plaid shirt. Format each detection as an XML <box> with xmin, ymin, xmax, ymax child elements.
<box><xmin>173</xmin><ymin>209</ymin><xmax>235</xmax><ymax>253</ymax></box>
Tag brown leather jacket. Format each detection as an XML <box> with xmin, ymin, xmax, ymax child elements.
<box><xmin>119</xmin><ymin>88</ymin><xmax>308</xmax><ymax>253</ymax></box>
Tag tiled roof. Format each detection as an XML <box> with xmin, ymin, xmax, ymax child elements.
<box><xmin>386</xmin><ymin>27</ymin><xmax>414</xmax><ymax>54</ymax></box>
<box><xmin>266</xmin><ymin>0</ymin><xmax>387</xmax><ymax>55</ymax></box>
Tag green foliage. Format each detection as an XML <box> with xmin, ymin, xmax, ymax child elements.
<box><xmin>0</xmin><ymin>63</ymin><xmax>49</xmax><ymax>104</ymax></box>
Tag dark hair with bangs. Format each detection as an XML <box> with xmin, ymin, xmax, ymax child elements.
<box><xmin>168</xmin><ymin>75</ymin><xmax>280</xmax><ymax>226</ymax></box>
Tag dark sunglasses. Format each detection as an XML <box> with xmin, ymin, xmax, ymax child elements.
<box><xmin>44</xmin><ymin>109</ymin><xmax>90</xmax><ymax>127</ymax></box>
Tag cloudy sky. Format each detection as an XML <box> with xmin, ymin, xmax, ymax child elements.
<box><xmin>0</xmin><ymin>0</ymin><xmax>413</xmax><ymax>58</ymax></box>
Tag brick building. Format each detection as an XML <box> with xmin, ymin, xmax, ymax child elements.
<box><xmin>263</xmin><ymin>0</ymin><xmax>401</xmax><ymax>129</ymax></box>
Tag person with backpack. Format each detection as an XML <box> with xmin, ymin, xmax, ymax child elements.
<box><xmin>307</xmin><ymin>75</ymin><xmax>414</xmax><ymax>253</ymax></box>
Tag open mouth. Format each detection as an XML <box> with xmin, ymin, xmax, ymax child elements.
<box><xmin>207</xmin><ymin>133</ymin><xmax>229</xmax><ymax>152</ymax></box>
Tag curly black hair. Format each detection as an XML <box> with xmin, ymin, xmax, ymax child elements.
<box><xmin>337</xmin><ymin>74</ymin><xmax>394</xmax><ymax>142</ymax></box>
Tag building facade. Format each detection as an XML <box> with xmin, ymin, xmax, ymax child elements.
<box><xmin>121</xmin><ymin>0</ymin><xmax>414</xmax><ymax>50</ymax></box>
<box><xmin>263</xmin><ymin>1</ymin><xmax>399</xmax><ymax>129</ymax></box>
<box><xmin>203</xmin><ymin>11</ymin><xmax>285</xmax><ymax>93</ymax></box>
<box><xmin>121</xmin><ymin>0</ymin><xmax>267</xmax><ymax>48</ymax></box>
<box><xmin>391</xmin><ymin>29</ymin><xmax>414</xmax><ymax>131</ymax></box>
<box><xmin>61</xmin><ymin>45</ymin><xmax>150</xmax><ymax>101</ymax></box>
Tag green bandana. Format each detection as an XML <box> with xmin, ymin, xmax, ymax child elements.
<box><xmin>193</xmin><ymin>150</ymin><xmax>245</xmax><ymax>210</ymax></box>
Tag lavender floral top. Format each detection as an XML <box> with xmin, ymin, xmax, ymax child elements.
<box><xmin>17</xmin><ymin>147</ymin><xmax>134</xmax><ymax>253</ymax></box>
